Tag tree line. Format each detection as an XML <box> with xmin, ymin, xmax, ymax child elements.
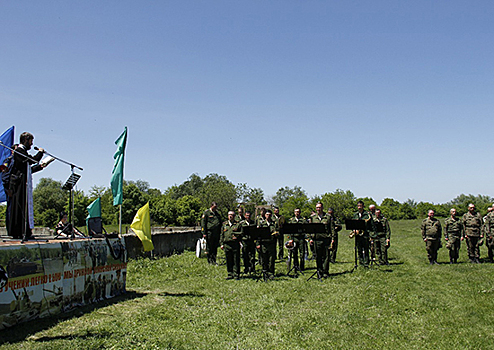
<box><xmin>1</xmin><ymin>173</ymin><xmax>492</xmax><ymax>229</ymax></box>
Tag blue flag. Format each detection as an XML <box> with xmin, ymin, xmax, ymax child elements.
<box><xmin>0</xmin><ymin>126</ymin><xmax>15</xmax><ymax>203</ymax></box>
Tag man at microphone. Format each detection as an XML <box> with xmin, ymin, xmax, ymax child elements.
<box><xmin>8</xmin><ymin>132</ymin><xmax>45</xmax><ymax>240</ymax></box>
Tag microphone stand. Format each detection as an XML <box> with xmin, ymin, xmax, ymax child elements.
<box><xmin>0</xmin><ymin>141</ymin><xmax>40</xmax><ymax>164</ymax></box>
<box><xmin>38</xmin><ymin>148</ymin><xmax>84</xmax><ymax>239</ymax></box>
<box><xmin>35</xmin><ymin>147</ymin><xmax>83</xmax><ymax>171</ymax></box>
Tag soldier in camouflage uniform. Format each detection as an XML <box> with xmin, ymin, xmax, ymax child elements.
<box><xmin>352</xmin><ymin>201</ymin><xmax>374</xmax><ymax>267</ymax></box>
<box><xmin>255</xmin><ymin>207</ymin><xmax>266</xmax><ymax>226</ymax></box>
<box><xmin>201</xmin><ymin>202</ymin><xmax>222</xmax><ymax>265</ymax></box>
<box><xmin>421</xmin><ymin>209</ymin><xmax>442</xmax><ymax>265</ymax></box>
<box><xmin>444</xmin><ymin>208</ymin><xmax>464</xmax><ymax>264</ymax></box>
<box><xmin>235</xmin><ymin>207</ymin><xmax>245</xmax><ymax>223</ymax></box>
<box><xmin>287</xmin><ymin>208</ymin><xmax>306</xmax><ymax>271</ymax></box>
<box><xmin>239</xmin><ymin>211</ymin><xmax>256</xmax><ymax>273</ymax></box>
<box><xmin>220</xmin><ymin>211</ymin><xmax>241</xmax><ymax>279</ymax></box>
<box><xmin>327</xmin><ymin>208</ymin><xmax>342</xmax><ymax>263</ymax></box>
<box><xmin>463</xmin><ymin>203</ymin><xmax>483</xmax><ymax>263</ymax></box>
<box><xmin>256</xmin><ymin>210</ymin><xmax>279</xmax><ymax>279</ymax></box>
<box><xmin>309</xmin><ymin>202</ymin><xmax>333</xmax><ymax>278</ymax></box>
<box><xmin>273</xmin><ymin>207</ymin><xmax>286</xmax><ymax>260</ymax></box>
<box><xmin>373</xmin><ymin>209</ymin><xmax>391</xmax><ymax>265</ymax></box>
<box><xmin>368</xmin><ymin>205</ymin><xmax>377</xmax><ymax>263</ymax></box>
<box><xmin>484</xmin><ymin>205</ymin><xmax>494</xmax><ymax>263</ymax></box>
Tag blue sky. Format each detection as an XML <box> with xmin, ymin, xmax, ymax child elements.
<box><xmin>1</xmin><ymin>1</ymin><xmax>493</xmax><ymax>204</ymax></box>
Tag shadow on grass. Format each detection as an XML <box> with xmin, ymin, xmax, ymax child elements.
<box><xmin>0</xmin><ymin>290</ymin><xmax>147</xmax><ymax>345</ymax></box>
<box><xmin>158</xmin><ymin>291</ymin><xmax>205</xmax><ymax>297</ymax></box>
<box><xmin>22</xmin><ymin>330</ymin><xmax>115</xmax><ymax>343</ymax></box>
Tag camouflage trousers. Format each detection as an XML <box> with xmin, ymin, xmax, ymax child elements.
<box><xmin>277</xmin><ymin>234</ymin><xmax>285</xmax><ymax>259</ymax></box>
<box><xmin>356</xmin><ymin>235</ymin><xmax>370</xmax><ymax>267</ymax></box>
<box><xmin>374</xmin><ymin>235</ymin><xmax>389</xmax><ymax>265</ymax></box>
<box><xmin>290</xmin><ymin>237</ymin><xmax>306</xmax><ymax>270</ymax></box>
<box><xmin>329</xmin><ymin>233</ymin><xmax>338</xmax><ymax>263</ymax></box>
<box><xmin>260</xmin><ymin>241</ymin><xmax>276</xmax><ymax>276</ymax></box>
<box><xmin>486</xmin><ymin>236</ymin><xmax>494</xmax><ymax>262</ymax></box>
<box><xmin>314</xmin><ymin>238</ymin><xmax>331</xmax><ymax>275</ymax></box>
<box><xmin>465</xmin><ymin>236</ymin><xmax>481</xmax><ymax>261</ymax></box>
<box><xmin>446</xmin><ymin>235</ymin><xmax>461</xmax><ymax>263</ymax></box>
<box><xmin>241</xmin><ymin>239</ymin><xmax>256</xmax><ymax>272</ymax></box>
<box><xmin>425</xmin><ymin>239</ymin><xmax>440</xmax><ymax>263</ymax></box>
<box><xmin>206</xmin><ymin>231</ymin><xmax>220</xmax><ymax>264</ymax></box>
<box><xmin>223</xmin><ymin>241</ymin><xmax>241</xmax><ymax>278</ymax></box>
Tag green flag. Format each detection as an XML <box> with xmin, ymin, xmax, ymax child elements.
<box><xmin>86</xmin><ymin>197</ymin><xmax>102</xmax><ymax>232</ymax></box>
<box><xmin>111</xmin><ymin>127</ymin><xmax>127</xmax><ymax>206</ymax></box>
<box><xmin>86</xmin><ymin>197</ymin><xmax>101</xmax><ymax>220</ymax></box>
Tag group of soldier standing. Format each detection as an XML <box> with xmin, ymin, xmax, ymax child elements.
<box><xmin>200</xmin><ymin>200</ymin><xmax>392</xmax><ymax>280</ymax></box>
<box><xmin>421</xmin><ymin>203</ymin><xmax>494</xmax><ymax>264</ymax></box>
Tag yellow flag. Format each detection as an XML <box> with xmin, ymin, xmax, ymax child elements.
<box><xmin>130</xmin><ymin>202</ymin><xmax>154</xmax><ymax>252</ymax></box>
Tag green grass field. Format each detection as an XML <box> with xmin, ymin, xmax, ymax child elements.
<box><xmin>2</xmin><ymin>219</ymin><xmax>494</xmax><ymax>349</ymax></box>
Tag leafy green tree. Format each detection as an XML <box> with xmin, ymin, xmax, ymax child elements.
<box><xmin>168</xmin><ymin>173</ymin><xmax>204</xmax><ymax>199</ymax></box>
<box><xmin>33</xmin><ymin>178</ymin><xmax>68</xmax><ymax>227</ymax></box>
<box><xmin>150</xmin><ymin>194</ymin><xmax>177</xmax><ymax>226</ymax></box>
<box><xmin>280</xmin><ymin>193</ymin><xmax>311</xmax><ymax>219</ymax></box>
<box><xmin>38</xmin><ymin>208</ymin><xmax>59</xmax><ymax>229</ymax></box>
<box><xmin>415</xmin><ymin>202</ymin><xmax>447</xmax><ymax>218</ymax></box>
<box><xmin>236</xmin><ymin>184</ymin><xmax>267</xmax><ymax>214</ymax></box>
<box><xmin>399</xmin><ymin>202</ymin><xmax>416</xmax><ymax>220</ymax></box>
<box><xmin>448</xmin><ymin>194</ymin><xmax>493</xmax><ymax>216</ymax></box>
<box><xmin>272</xmin><ymin>186</ymin><xmax>306</xmax><ymax>208</ymax></box>
<box><xmin>100</xmin><ymin>187</ymin><xmax>118</xmax><ymax>225</ymax></box>
<box><xmin>247</xmin><ymin>187</ymin><xmax>267</xmax><ymax>205</ymax></box>
<box><xmin>121</xmin><ymin>183</ymin><xmax>149</xmax><ymax>224</ymax></box>
<box><xmin>320</xmin><ymin>189</ymin><xmax>357</xmax><ymax>220</ymax></box>
<box><xmin>67</xmin><ymin>190</ymin><xmax>92</xmax><ymax>227</ymax></box>
<box><xmin>175</xmin><ymin>195</ymin><xmax>202</xmax><ymax>226</ymax></box>
<box><xmin>89</xmin><ymin>185</ymin><xmax>106</xmax><ymax>199</ymax></box>
<box><xmin>380</xmin><ymin>198</ymin><xmax>402</xmax><ymax>220</ymax></box>
<box><xmin>200</xmin><ymin>173</ymin><xmax>237</xmax><ymax>218</ymax></box>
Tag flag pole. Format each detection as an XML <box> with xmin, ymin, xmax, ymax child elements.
<box><xmin>119</xmin><ymin>204</ymin><xmax>122</xmax><ymax>234</ymax></box>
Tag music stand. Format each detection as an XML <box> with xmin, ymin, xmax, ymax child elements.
<box><xmin>305</xmin><ymin>224</ymin><xmax>329</xmax><ymax>281</ymax></box>
<box><xmin>243</xmin><ymin>226</ymin><xmax>274</xmax><ymax>281</ymax></box>
<box><xmin>283</xmin><ymin>223</ymin><xmax>306</xmax><ymax>276</ymax></box>
<box><xmin>345</xmin><ymin>219</ymin><xmax>367</xmax><ymax>272</ymax></box>
<box><xmin>284</xmin><ymin>223</ymin><xmax>326</xmax><ymax>278</ymax></box>
<box><xmin>62</xmin><ymin>170</ymin><xmax>81</xmax><ymax>239</ymax></box>
<box><xmin>243</xmin><ymin>226</ymin><xmax>272</xmax><ymax>240</ymax></box>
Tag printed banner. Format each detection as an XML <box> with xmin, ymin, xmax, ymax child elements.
<box><xmin>0</xmin><ymin>237</ymin><xmax>127</xmax><ymax>330</ymax></box>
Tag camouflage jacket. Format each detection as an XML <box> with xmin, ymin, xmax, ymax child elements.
<box><xmin>462</xmin><ymin>212</ymin><xmax>483</xmax><ymax>237</ymax></box>
<box><xmin>373</xmin><ymin>216</ymin><xmax>391</xmax><ymax>240</ymax></box>
<box><xmin>287</xmin><ymin>216</ymin><xmax>306</xmax><ymax>240</ymax></box>
<box><xmin>257</xmin><ymin>218</ymin><xmax>278</xmax><ymax>244</ymax></box>
<box><xmin>201</xmin><ymin>209</ymin><xmax>222</xmax><ymax>235</ymax></box>
<box><xmin>444</xmin><ymin>216</ymin><xmax>464</xmax><ymax>239</ymax></box>
<box><xmin>239</xmin><ymin>219</ymin><xmax>255</xmax><ymax>241</ymax></box>
<box><xmin>483</xmin><ymin>212</ymin><xmax>494</xmax><ymax>237</ymax></box>
<box><xmin>421</xmin><ymin>217</ymin><xmax>442</xmax><ymax>240</ymax></box>
<box><xmin>220</xmin><ymin>221</ymin><xmax>241</xmax><ymax>245</ymax></box>
<box><xmin>352</xmin><ymin>210</ymin><xmax>375</xmax><ymax>237</ymax></box>
<box><xmin>309</xmin><ymin>214</ymin><xmax>333</xmax><ymax>240</ymax></box>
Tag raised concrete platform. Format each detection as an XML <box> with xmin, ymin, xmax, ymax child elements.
<box><xmin>123</xmin><ymin>226</ymin><xmax>202</xmax><ymax>259</ymax></box>
<box><xmin>0</xmin><ymin>236</ymin><xmax>127</xmax><ymax>330</ymax></box>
